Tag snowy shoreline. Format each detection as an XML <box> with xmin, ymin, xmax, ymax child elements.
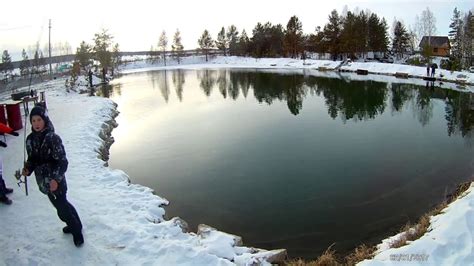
<box><xmin>0</xmin><ymin>56</ymin><xmax>473</xmax><ymax>265</ymax></box>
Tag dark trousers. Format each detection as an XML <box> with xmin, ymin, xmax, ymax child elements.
<box><xmin>0</xmin><ymin>174</ymin><xmax>7</xmax><ymax>197</ymax></box>
<box><xmin>47</xmin><ymin>190</ymin><xmax>83</xmax><ymax>235</ymax></box>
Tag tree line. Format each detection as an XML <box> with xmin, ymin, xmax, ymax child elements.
<box><xmin>2</xmin><ymin>5</ymin><xmax>474</xmax><ymax>80</ymax></box>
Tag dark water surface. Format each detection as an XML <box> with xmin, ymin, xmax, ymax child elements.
<box><xmin>106</xmin><ymin>69</ymin><xmax>474</xmax><ymax>259</ymax></box>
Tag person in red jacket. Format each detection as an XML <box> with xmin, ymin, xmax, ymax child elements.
<box><xmin>0</xmin><ymin>123</ymin><xmax>18</xmax><ymax>204</ymax></box>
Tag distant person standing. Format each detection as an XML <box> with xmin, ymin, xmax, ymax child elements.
<box><xmin>88</xmin><ymin>69</ymin><xmax>93</xmax><ymax>87</ymax></box>
<box><xmin>431</xmin><ymin>64</ymin><xmax>436</xmax><ymax>77</ymax></box>
<box><xmin>426</xmin><ymin>64</ymin><xmax>430</xmax><ymax>77</ymax></box>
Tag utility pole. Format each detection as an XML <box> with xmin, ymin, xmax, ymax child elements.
<box><xmin>48</xmin><ymin>19</ymin><xmax>52</xmax><ymax>78</ymax></box>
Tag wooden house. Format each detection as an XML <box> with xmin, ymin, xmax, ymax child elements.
<box><xmin>419</xmin><ymin>36</ymin><xmax>450</xmax><ymax>57</ymax></box>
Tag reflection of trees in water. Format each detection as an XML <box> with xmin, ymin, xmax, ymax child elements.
<box><xmin>444</xmin><ymin>91</ymin><xmax>474</xmax><ymax>138</ymax></box>
<box><xmin>158</xmin><ymin>70</ymin><xmax>169</xmax><ymax>103</ymax></box>
<box><xmin>147</xmin><ymin>70</ymin><xmax>170</xmax><ymax>102</ymax></box>
<box><xmin>307</xmin><ymin>77</ymin><xmax>387</xmax><ymax>122</ymax></box>
<box><xmin>197</xmin><ymin>69</ymin><xmax>215</xmax><ymax>96</ymax></box>
<box><xmin>96</xmin><ymin>84</ymin><xmax>114</xmax><ymax>98</ymax></box>
<box><xmin>185</xmin><ymin>69</ymin><xmax>474</xmax><ymax>137</ymax></box>
<box><xmin>391</xmin><ymin>84</ymin><xmax>414</xmax><ymax>112</ymax></box>
<box><xmin>217</xmin><ymin>70</ymin><xmax>228</xmax><ymax>99</ymax></box>
<box><xmin>172</xmin><ymin>69</ymin><xmax>185</xmax><ymax>102</ymax></box>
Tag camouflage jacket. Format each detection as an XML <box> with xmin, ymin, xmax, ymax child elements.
<box><xmin>25</xmin><ymin>125</ymin><xmax>68</xmax><ymax>194</ymax></box>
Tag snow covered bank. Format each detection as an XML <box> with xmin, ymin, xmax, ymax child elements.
<box><xmin>0</xmin><ymin>79</ymin><xmax>285</xmax><ymax>265</ymax></box>
<box><xmin>359</xmin><ymin>183</ymin><xmax>474</xmax><ymax>265</ymax></box>
<box><xmin>119</xmin><ymin>56</ymin><xmax>474</xmax><ymax>93</ymax></box>
<box><xmin>1</xmin><ymin>56</ymin><xmax>473</xmax><ymax>265</ymax></box>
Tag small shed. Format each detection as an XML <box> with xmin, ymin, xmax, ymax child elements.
<box><xmin>419</xmin><ymin>36</ymin><xmax>451</xmax><ymax>57</ymax></box>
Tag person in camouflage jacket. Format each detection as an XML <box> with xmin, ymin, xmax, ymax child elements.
<box><xmin>22</xmin><ymin>106</ymin><xmax>84</xmax><ymax>247</ymax></box>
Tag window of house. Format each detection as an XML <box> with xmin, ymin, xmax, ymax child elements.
<box><xmin>434</xmin><ymin>48</ymin><xmax>438</xmax><ymax>53</ymax></box>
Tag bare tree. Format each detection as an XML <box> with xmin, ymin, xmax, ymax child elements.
<box><xmin>415</xmin><ymin>8</ymin><xmax>437</xmax><ymax>43</ymax></box>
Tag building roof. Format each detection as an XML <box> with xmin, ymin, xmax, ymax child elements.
<box><xmin>419</xmin><ymin>36</ymin><xmax>450</xmax><ymax>48</ymax></box>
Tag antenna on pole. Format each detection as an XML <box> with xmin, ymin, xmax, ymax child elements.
<box><xmin>48</xmin><ymin>19</ymin><xmax>52</xmax><ymax>78</ymax></box>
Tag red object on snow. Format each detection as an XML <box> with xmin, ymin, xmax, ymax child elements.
<box><xmin>6</xmin><ymin>102</ymin><xmax>23</xmax><ymax>131</ymax></box>
<box><xmin>0</xmin><ymin>122</ymin><xmax>15</xmax><ymax>134</ymax></box>
<box><xmin>0</xmin><ymin>105</ymin><xmax>6</xmax><ymax>125</ymax></box>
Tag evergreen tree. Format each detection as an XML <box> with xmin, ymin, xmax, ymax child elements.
<box><xmin>462</xmin><ymin>11</ymin><xmax>473</xmax><ymax>67</ymax></box>
<box><xmin>284</xmin><ymin>15</ymin><xmax>304</xmax><ymax>58</ymax></box>
<box><xmin>227</xmin><ymin>25</ymin><xmax>239</xmax><ymax>56</ymax></box>
<box><xmin>251</xmin><ymin>22</ymin><xmax>284</xmax><ymax>57</ymax></box>
<box><xmin>216</xmin><ymin>27</ymin><xmax>228</xmax><ymax>56</ymax></box>
<box><xmin>1</xmin><ymin>50</ymin><xmax>14</xmax><ymax>75</ymax></box>
<box><xmin>340</xmin><ymin>11</ymin><xmax>357</xmax><ymax>58</ymax></box>
<box><xmin>449</xmin><ymin>8</ymin><xmax>463</xmax><ymax>66</ymax></box>
<box><xmin>158</xmin><ymin>31</ymin><xmax>168</xmax><ymax>66</ymax></box>
<box><xmin>39</xmin><ymin>51</ymin><xmax>46</xmax><ymax>69</ymax></box>
<box><xmin>111</xmin><ymin>43</ymin><xmax>121</xmax><ymax>75</ymax></box>
<box><xmin>93</xmin><ymin>29</ymin><xmax>114</xmax><ymax>70</ymax></box>
<box><xmin>198</xmin><ymin>29</ymin><xmax>214</xmax><ymax>62</ymax></box>
<box><xmin>75</xmin><ymin>41</ymin><xmax>92</xmax><ymax>70</ymax></box>
<box><xmin>33</xmin><ymin>50</ymin><xmax>40</xmax><ymax>72</ymax></box>
<box><xmin>354</xmin><ymin>11</ymin><xmax>368</xmax><ymax>57</ymax></box>
<box><xmin>323</xmin><ymin>10</ymin><xmax>342</xmax><ymax>60</ymax></box>
<box><xmin>148</xmin><ymin>45</ymin><xmax>156</xmax><ymax>63</ymax></box>
<box><xmin>19</xmin><ymin>49</ymin><xmax>30</xmax><ymax>76</ymax></box>
<box><xmin>172</xmin><ymin>29</ymin><xmax>184</xmax><ymax>64</ymax></box>
<box><xmin>392</xmin><ymin>20</ymin><xmax>410</xmax><ymax>59</ymax></box>
<box><xmin>368</xmin><ymin>14</ymin><xmax>389</xmax><ymax>56</ymax></box>
<box><xmin>237</xmin><ymin>29</ymin><xmax>250</xmax><ymax>56</ymax></box>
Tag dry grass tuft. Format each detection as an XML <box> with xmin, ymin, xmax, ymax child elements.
<box><xmin>314</xmin><ymin>246</ymin><xmax>339</xmax><ymax>266</ymax></box>
<box><xmin>285</xmin><ymin>245</ymin><xmax>340</xmax><ymax>266</ymax></box>
<box><xmin>345</xmin><ymin>244</ymin><xmax>376</xmax><ymax>265</ymax></box>
<box><xmin>389</xmin><ymin>180</ymin><xmax>473</xmax><ymax>249</ymax></box>
<box><xmin>286</xmin><ymin>180</ymin><xmax>474</xmax><ymax>265</ymax></box>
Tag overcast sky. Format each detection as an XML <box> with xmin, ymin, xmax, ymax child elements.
<box><xmin>1</xmin><ymin>0</ymin><xmax>473</xmax><ymax>60</ymax></box>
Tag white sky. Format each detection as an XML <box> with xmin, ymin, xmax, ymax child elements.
<box><xmin>1</xmin><ymin>0</ymin><xmax>473</xmax><ymax>60</ymax></box>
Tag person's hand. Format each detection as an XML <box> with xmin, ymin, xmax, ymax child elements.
<box><xmin>50</xmin><ymin>179</ymin><xmax>58</xmax><ymax>192</ymax></box>
<box><xmin>22</xmin><ymin>168</ymin><xmax>29</xmax><ymax>176</ymax></box>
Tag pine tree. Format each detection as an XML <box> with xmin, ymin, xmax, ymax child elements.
<box><xmin>172</xmin><ymin>29</ymin><xmax>184</xmax><ymax>64</ymax></box>
<box><xmin>1</xmin><ymin>50</ymin><xmax>14</xmax><ymax>75</ymax></box>
<box><xmin>340</xmin><ymin>11</ymin><xmax>357</xmax><ymax>58</ymax></box>
<box><xmin>449</xmin><ymin>8</ymin><xmax>463</xmax><ymax>66</ymax></box>
<box><xmin>392</xmin><ymin>21</ymin><xmax>410</xmax><ymax>59</ymax></box>
<box><xmin>367</xmin><ymin>14</ymin><xmax>389</xmax><ymax>56</ymax></box>
<box><xmin>323</xmin><ymin>10</ymin><xmax>342</xmax><ymax>60</ymax></box>
<box><xmin>284</xmin><ymin>15</ymin><xmax>304</xmax><ymax>58</ymax></box>
<box><xmin>198</xmin><ymin>29</ymin><xmax>214</xmax><ymax>62</ymax></box>
<box><xmin>216</xmin><ymin>27</ymin><xmax>228</xmax><ymax>56</ymax></box>
<box><xmin>158</xmin><ymin>31</ymin><xmax>168</xmax><ymax>66</ymax></box>
<box><xmin>75</xmin><ymin>41</ymin><xmax>92</xmax><ymax>70</ymax></box>
<box><xmin>111</xmin><ymin>43</ymin><xmax>121</xmax><ymax>75</ymax></box>
<box><xmin>462</xmin><ymin>11</ymin><xmax>473</xmax><ymax>67</ymax></box>
<box><xmin>33</xmin><ymin>50</ymin><xmax>40</xmax><ymax>72</ymax></box>
<box><xmin>227</xmin><ymin>25</ymin><xmax>239</xmax><ymax>56</ymax></box>
<box><xmin>148</xmin><ymin>45</ymin><xmax>156</xmax><ymax>63</ymax></box>
<box><xmin>93</xmin><ymin>29</ymin><xmax>114</xmax><ymax>70</ymax></box>
<box><xmin>19</xmin><ymin>49</ymin><xmax>30</xmax><ymax>76</ymax></box>
<box><xmin>238</xmin><ymin>29</ymin><xmax>249</xmax><ymax>56</ymax></box>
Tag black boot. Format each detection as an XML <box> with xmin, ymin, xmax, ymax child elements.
<box><xmin>63</xmin><ymin>226</ymin><xmax>72</xmax><ymax>234</ymax></box>
<box><xmin>5</xmin><ymin>188</ymin><xmax>13</xmax><ymax>194</ymax></box>
<box><xmin>73</xmin><ymin>232</ymin><xmax>84</xmax><ymax>247</ymax></box>
<box><xmin>0</xmin><ymin>195</ymin><xmax>12</xmax><ymax>205</ymax></box>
